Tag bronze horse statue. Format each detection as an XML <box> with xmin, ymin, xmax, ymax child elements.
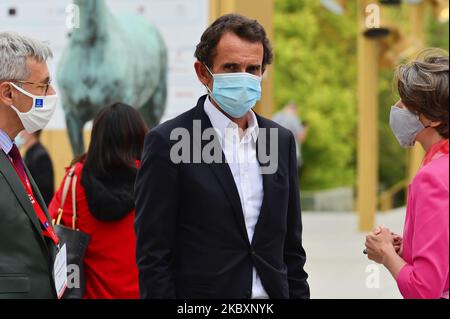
<box><xmin>57</xmin><ymin>0</ymin><xmax>167</xmax><ymax>155</ymax></box>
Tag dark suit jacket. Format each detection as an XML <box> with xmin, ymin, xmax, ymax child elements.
<box><xmin>0</xmin><ymin>150</ymin><xmax>57</xmax><ymax>299</ymax></box>
<box><xmin>24</xmin><ymin>142</ymin><xmax>54</xmax><ymax>206</ymax></box>
<box><xmin>135</xmin><ymin>95</ymin><xmax>309</xmax><ymax>299</ymax></box>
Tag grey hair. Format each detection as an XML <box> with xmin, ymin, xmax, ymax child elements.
<box><xmin>395</xmin><ymin>48</ymin><xmax>449</xmax><ymax>138</ymax></box>
<box><xmin>0</xmin><ymin>32</ymin><xmax>53</xmax><ymax>82</ymax></box>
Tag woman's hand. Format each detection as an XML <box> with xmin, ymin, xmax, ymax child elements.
<box><xmin>365</xmin><ymin>226</ymin><xmax>398</xmax><ymax>265</ymax></box>
<box><xmin>364</xmin><ymin>226</ymin><xmax>408</xmax><ymax>280</ymax></box>
<box><xmin>393</xmin><ymin>234</ymin><xmax>403</xmax><ymax>257</ymax></box>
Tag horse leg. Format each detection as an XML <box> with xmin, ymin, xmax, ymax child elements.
<box><xmin>140</xmin><ymin>57</ymin><xmax>168</xmax><ymax>129</ymax></box>
<box><xmin>65</xmin><ymin>109</ymin><xmax>85</xmax><ymax>156</ymax></box>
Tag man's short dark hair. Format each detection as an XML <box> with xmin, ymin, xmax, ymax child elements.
<box><xmin>195</xmin><ymin>14</ymin><xmax>273</xmax><ymax>70</ymax></box>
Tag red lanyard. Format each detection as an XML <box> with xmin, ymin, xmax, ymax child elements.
<box><xmin>8</xmin><ymin>156</ymin><xmax>60</xmax><ymax>246</ymax></box>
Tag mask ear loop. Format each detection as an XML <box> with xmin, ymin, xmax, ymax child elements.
<box><xmin>9</xmin><ymin>82</ymin><xmax>37</xmax><ymax>99</ymax></box>
<box><xmin>203</xmin><ymin>64</ymin><xmax>214</xmax><ymax>77</ymax></box>
<box><xmin>202</xmin><ymin>64</ymin><xmax>214</xmax><ymax>96</ymax></box>
<box><xmin>418</xmin><ymin>112</ymin><xmax>432</xmax><ymax>129</ymax></box>
<box><xmin>9</xmin><ymin>82</ymin><xmax>36</xmax><ymax>115</ymax></box>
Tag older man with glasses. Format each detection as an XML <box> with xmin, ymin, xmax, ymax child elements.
<box><xmin>0</xmin><ymin>32</ymin><xmax>60</xmax><ymax>299</ymax></box>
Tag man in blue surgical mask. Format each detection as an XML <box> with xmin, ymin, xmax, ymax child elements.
<box><xmin>135</xmin><ymin>14</ymin><xmax>310</xmax><ymax>299</ymax></box>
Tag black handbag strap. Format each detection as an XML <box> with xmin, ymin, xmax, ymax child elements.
<box><xmin>55</xmin><ymin>166</ymin><xmax>78</xmax><ymax>230</ymax></box>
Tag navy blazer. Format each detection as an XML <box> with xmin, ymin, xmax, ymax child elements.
<box><xmin>135</xmin><ymin>95</ymin><xmax>309</xmax><ymax>299</ymax></box>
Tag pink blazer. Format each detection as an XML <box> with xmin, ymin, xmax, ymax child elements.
<box><xmin>397</xmin><ymin>154</ymin><xmax>449</xmax><ymax>299</ymax></box>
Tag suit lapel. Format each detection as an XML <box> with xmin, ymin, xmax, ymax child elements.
<box><xmin>209</xmin><ymin>161</ymin><xmax>250</xmax><ymax>243</ymax></box>
<box><xmin>252</xmin><ymin>115</ymin><xmax>277</xmax><ymax>245</ymax></box>
<box><xmin>0</xmin><ymin>150</ymin><xmax>49</xmax><ymax>250</ymax></box>
<box><xmin>25</xmin><ymin>165</ymin><xmax>54</xmax><ymax>259</ymax></box>
<box><xmin>194</xmin><ymin>97</ymin><xmax>250</xmax><ymax>244</ymax></box>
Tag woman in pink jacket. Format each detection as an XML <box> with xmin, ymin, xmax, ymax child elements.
<box><xmin>365</xmin><ymin>49</ymin><xmax>449</xmax><ymax>299</ymax></box>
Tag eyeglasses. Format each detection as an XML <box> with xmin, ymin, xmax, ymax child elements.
<box><xmin>14</xmin><ymin>79</ymin><xmax>52</xmax><ymax>96</ymax></box>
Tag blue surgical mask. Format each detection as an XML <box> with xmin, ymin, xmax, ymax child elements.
<box><xmin>204</xmin><ymin>65</ymin><xmax>262</xmax><ymax>118</ymax></box>
<box><xmin>389</xmin><ymin>105</ymin><xmax>429</xmax><ymax>148</ymax></box>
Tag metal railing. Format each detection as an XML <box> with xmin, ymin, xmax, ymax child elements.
<box><xmin>378</xmin><ymin>179</ymin><xmax>409</xmax><ymax>212</ymax></box>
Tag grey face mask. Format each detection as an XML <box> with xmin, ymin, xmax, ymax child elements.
<box><xmin>390</xmin><ymin>105</ymin><xmax>428</xmax><ymax>148</ymax></box>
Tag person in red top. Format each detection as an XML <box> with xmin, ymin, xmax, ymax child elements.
<box><xmin>49</xmin><ymin>102</ymin><xmax>148</xmax><ymax>299</ymax></box>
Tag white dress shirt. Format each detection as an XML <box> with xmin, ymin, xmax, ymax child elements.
<box><xmin>204</xmin><ymin>97</ymin><xmax>269</xmax><ymax>299</ymax></box>
<box><xmin>0</xmin><ymin>128</ymin><xmax>13</xmax><ymax>155</ymax></box>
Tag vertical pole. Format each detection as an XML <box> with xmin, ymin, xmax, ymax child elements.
<box><xmin>209</xmin><ymin>0</ymin><xmax>220</xmax><ymax>24</ymax></box>
<box><xmin>209</xmin><ymin>0</ymin><xmax>237</xmax><ymax>22</ymax></box>
<box><xmin>408</xmin><ymin>2</ymin><xmax>426</xmax><ymax>182</ymax></box>
<box><xmin>235</xmin><ymin>0</ymin><xmax>274</xmax><ymax>117</ymax></box>
<box><xmin>409</xmin><ymin>2</ymin><xmax>426</xmax><ymax>44</ymax></box>
<box><xmin>357</xmin><ymin>0</ymin><xmax>380</xmax><ymax>231</ymax></box>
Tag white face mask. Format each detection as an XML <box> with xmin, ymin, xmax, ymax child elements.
<box><xmin>9</xmin><ymin>82</ymin><xmax>58</xmax><ymax>133</ymax></box>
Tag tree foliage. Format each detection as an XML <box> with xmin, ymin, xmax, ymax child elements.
<box><xmin>274</xmin><ymin>0</ymin><xmax>449</xmax><ymax>193</ymax></box>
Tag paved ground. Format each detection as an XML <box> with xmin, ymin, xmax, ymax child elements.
<box><xmin>302</xmin><ymin>208</ymin><xmax>406</xmax><ymax>299</ymax></box>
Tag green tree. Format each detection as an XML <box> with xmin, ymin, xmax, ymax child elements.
<box><xmin>274</xmin><ymin>0</ymin><xmax>449</xmax><ymax>197</ymax></box>
<box><xmin>274</xmin><ymin>0</ymin><xmax>358</xmax><ymax>191</ymax></box>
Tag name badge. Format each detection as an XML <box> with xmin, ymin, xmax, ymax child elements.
<box><xmin>53</xmin><ymin>244</ymin><xmax>68</xmax><ymax>299</ymax></box>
